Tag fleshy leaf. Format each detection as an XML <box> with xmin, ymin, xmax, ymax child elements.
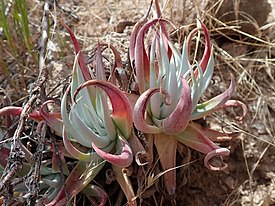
<box><xmin>176</xmin><ymin>123</ymin><xmax>230</xmax><ymax>170</ymax></box>
<box><xmin>154</xmin><ymin>133</ymin><xmax>177</xmax><ymax>195</ymax></box>
<box><xmin>82</xmin><ymin>184</ymin><xmax>108</xmax><ymax>206</ymax></box>
<box><xmin>46</xmin><ymin>160</ymin><xmax>105</xmax><ymax>206</ymax></box>
<box><xmin>59</xmin><ymin>18</ymin><xmax>91</xmax><ymax>80</ymax></box>
<box><xmin>196</xmin><ymin>20</ymin><xmax>211</xmax><ymax>75</ymax></box>
<box><xmin>133</xmin><ymin>88</ymin><xmax>162</xmax><ymax>134</ymax></box>
<box><xmin>204</xmin><ymin>148</ymin><xmax>230</xmax><ymax>171</ymax></box>
<box><xmin>0</xmin><ymin>106</ymin><xmax>45</xmax><ymax>123</ymax></box>
<box><xmin>190</xmin><ymin>50</ymin><xmax>214</xmax><ymax>111</ymax></box>
<box><xmin>92</xmin><ymin>135</ymin><xmax>133</xmax><ymax>168</ymax></box>
<box><xmin>70</xmin><ymin>107</ymin><xmax>111</xmax><ymax>148</ymax></box>
<box><xmin>134</xmin><ymin>18</ymin><xmax>168</xmax><ymax>92</ymax></box>
<box><xmin>63</xmin><ymin>128</ymin><xmax>101</xmax><ymax>162</ymax></box>
<box><xmin>61</xmin><ymin>87</ymin><xmax>91</xmax><ymax>147</ymax></box>
<box><xmin>50</xmin><ymin>143</ymin><xmax>69</xmax><ymax>175</ymax></box>
<box><xmin>186</xmin><ymin>20</ymin><xmax>211</xmax><ymax>76</ymax></box>
<box><xmin>74</xmin><ymin>80</ymin><xmax>133</xmax><ymax>138</ymax></box>
<box><xmin>216</xmin><ymin>99</ymin><xmax>248</xmax><ymax>121</ymax></box>
<box><xmin>191</xmin><ymin>75</ymin><xmax>236</xmax><ymax>120</ymax></box>
<box><xmin>129</xmin><ymin>0</ymin><xmax>152</xmax><ymax>68</ymax></box>
<box><xmin>40</xmin><ymin>100</ymin><xmax>63</xmax><ymax>137</ymax></box>
<box><xmin>161</xmin><ymin>76</ymin><xmax>192</xmax><ymax>134</ymax></box>
<box><xmin>188</xmin><ymin>122</ymin><xmax>239</xmax><ymax>142</ymax></box>
<box><xmin>95</xmin><ymin>42</ymin><xmax>106</xmax><ymax>81</ymax></box>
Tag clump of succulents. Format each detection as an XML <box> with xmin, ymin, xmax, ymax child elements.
<box><xmin>0</xmin><ymin>0</ymin><xmax>247</xmax><ymax>204</ymax></box>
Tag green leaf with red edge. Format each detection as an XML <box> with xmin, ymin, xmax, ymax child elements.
<box><xmin>186</xmin><ymin>20</ymin><xmax>212</xmax><ymax>77</ymax></box>
<box><xmin>134</xmin><ymin>18</ymin><xmax>169</xmax><ymax>93</ymax></box>
<box><xmin>50</xmin><ymin>142</ymin><xmax>69</xmax><ymax>175</ymax></box>
<box><xmin>92</xmin><ymin>135</ymin><xmax>133</xmax><ymax>168</ymax></box>
<box><xmin>176</xmin><ymin>122</ymin><xmax>230</xmax><ymax>171</ymax></box>
<box><xmin>129</xmin><ymin>0</ymin><xmax>152</xmax><ymax>68</ymax></box>
<box><xmin>62</xmin><ymin>128</ymin><xmax>103</xmax><ymax>162</ymax></box>
<box><xmin>196</xmin><ymin>20</ymin><xmax>211</xmax><ymax>75</ymax></box>
<box><xmin>45</xmin><ymin>160</ymin><xmax>105</xmax><ymax>206</ymax></box>
<box><xmin>82</xmin><ymin>184</ymin><xmax>108</xmax><ymax>206</ymax></box>
<box><xmin>133</xmin><ymin>87</ymin><xmax>162</xmax><ymax>134</ymax></box>
<box><xmin>74</xmin><ymin>80</ymin><xmax>133</xmax><ymax>139</ymax></box>
<box><xmin>191</xmin><ymin>75</ymin><xmax>236</xmax><ymax>120</ymax></box>
<box><xmin>59</xmin><ymin>18</ymin><xmax>91</xmax><ymax>81</ymax></box>
<box><xmin>187</xmin><ymin>122</ymin><xmax>239</xmax><ymax>142</ymax></box>
<box><xmin>40</xmin><ymin>100</ymin><xmax>63</xmax><ymax>137</ymax></box>
<box><xmin>161</xmin><ymin>76</ymin><xmax>192</xmax><ymax>134</ymax></box>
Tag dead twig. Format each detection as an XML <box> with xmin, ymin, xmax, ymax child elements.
<box><xmin>0</xmin><ymin>0</ymin><xmax>53</xmax><ymax>204</ymax></box>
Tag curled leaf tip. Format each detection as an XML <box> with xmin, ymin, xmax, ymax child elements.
<box><xmin>74</xmin><ymin>79</ymin><xmax>133</xmax><ymax>138</ymax></box>
<box><xmin>92</xmin><ymin>136</ymin><xmax>133</xmax><ymax>168</ymax></box>
<box><xmin>221</xmin><ymin>100</ymin><xmax>248</xmax><ymax>121</ymax></box>
<box><xmin>133</xmin><ymin>88</ymin><xmax>162</xmax><ymax>134</ymax></box>
<box><xmin>204</xmin><ymin>148</ymin><xmax>230</xmax><ymax>171</ymax></box>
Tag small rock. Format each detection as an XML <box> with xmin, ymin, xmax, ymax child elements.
<box><xmin>207</xmin><ymin>0</ymin><xmax>271</xmax><ymax>35</ymax></box>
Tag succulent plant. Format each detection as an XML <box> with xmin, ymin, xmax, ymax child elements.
<box><xmin>129</xmin><ymin>11</ymin><xmax>247</xmax><ymax>195</ymax></box>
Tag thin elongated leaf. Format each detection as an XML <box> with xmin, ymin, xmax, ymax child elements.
<box><xmin>216</xmin><ymin>99</ymin><xmax>247</xmax><ymax>120</ymax></box>
<box><xmin>191</xmin><ymin>76</ymin><xmax>236</xmax><ymax>120</ymax></box>
<box><xmin>0</xmin><ymin>106</ymin><xmax>32</xmax><ymax>119</ymax></box>
<box><xmin>70</xmin><ymin>107</ymin><xmax>111</xmax><ymax>148</ymax></box>
<box><xmin>160</xmin><ymin>56</ymin><xmax>179</xmax><ymax>118</ymax></box>
<box><xmin>188</xmin><ymin>122</ymin><xmax>239</xmax><ymax>142</ymax></box>
<box><xmin>149</xmin><ymin>37</ymin><xmax>161</xmax><ymax>118</ymax></box>
<box><xmin>82</xmin><ymin>184</ymin><xmax>108</xmax><ymax>206</ymax></box>
<box><xmin>176</xmin><ymin>124</ymin><xmax>216</xmax><ymax>153</ymax></box>
<box><xmin>134</xmin><ymin>18</ymin><xmax>168</xmax><ymax>92</ymax></box>
<box><xmin>179</xmin><ymin>39</ymin><xmax>190</xmax><ymax>78</ymax></box>
<box><xmin>129</xmin><ymin>0</ymin><xmax>152</xmax><ymax>68</ymax></box>
<box><xmin>196</xmin><ymin>20</ymin><xmax>211</xmax><ymax>75</ymax></box>
<box><xmin>59</xmin><ymin>18</ymin><xmax>91</xmax><ymax>80</ymax></box>
<box><xmin>186</xmin><ymin>21</ymin><xmax>211</xmax><ymax>76</ymax></box>
<box><xmin>51</xmin><ymin>143</ymin><xmax>69</xmax><ymax>174</ymax></box>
